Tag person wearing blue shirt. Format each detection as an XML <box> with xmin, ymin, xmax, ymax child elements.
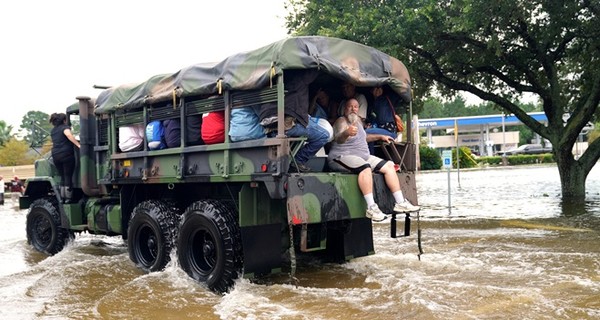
<box><xmin>365</xmin><ymin>86</ymin><xmax>400</xmax><ymax>154</ymax></box>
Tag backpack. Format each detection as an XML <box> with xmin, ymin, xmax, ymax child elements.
<box><xmin>186</xmin><ymin>115</ymin><xmax>204</xmax><ymax>145</ymax></box>
<box><xmin>146</xmin><ymin>120</ymin><xmax>166</xmax><ymax>150</ymax></box>
<box><xmin>163</xmin><ymin>119</ymin><xmax>181</xmax><ymax>148</ymax></box>
<box><xmin>201</xmin><ymin>112</ymin><xmax>225</xmax><ymax>144</ymax></box>
<box><xmin>229</xmin><ymin>107</ymin><xmax>266</xmax><ymax>142</ymax></box>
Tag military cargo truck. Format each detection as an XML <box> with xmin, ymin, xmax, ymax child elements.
<box><xmin>21</xmin><ymin>36</ymin><xmax>418</xmax><ymax>293</ymax></box>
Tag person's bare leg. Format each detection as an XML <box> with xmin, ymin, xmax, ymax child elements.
<box><xmin>380</xmin><ymin>161</ymin><xmax>400</xmax><ymax>193</ymax></box>
<box><xmin>359</xmin><ymin>167</ymin><xmax>387</xmax><ymax>221</ymax></box>
<box><xmin>380</xmin><ymin>161</ymin><xmax>419</xmax><ymax>212</ymax></box>
<box><xmin>357</xmin><ymin>167</ymin><xmax>373</xmax><ymax>195</ymax></box>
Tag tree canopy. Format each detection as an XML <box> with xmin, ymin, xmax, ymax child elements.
<box><xmin>19</xmin><ymin>111</ymin><xmax>51</xmax><ymax>148</ymax></box>
<box><xmin>0</xmin><ymin>120</ymin><xmax>13</xmax><ymax>147</ymax></box>
<box><xmin>0</xmin><ymin>138</ymin><xmax>34</xmax><ymax>166</ymax></box>
<box><xmin>285</xmin><ymin>0</ymin><xmax>600</xmax><ymax>201</ymax></box>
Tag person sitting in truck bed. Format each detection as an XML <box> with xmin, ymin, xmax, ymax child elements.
<box><xmin>365</xmin><ymin>86</ymin><xmax>401</xmax><ymax>154</ymax></box>
<box><xmin>337</xmin><ymin>82</ymin><xmax>368</xmax><ymax>120</ymax></box>
<box><xmin>163</xmin><ymin>114</ymin><xmax>205</xmax><ymax>148</ymax></box>
<box><xmin>118</xmin><ymin>124</ymin><xmax>145</xmax><ymax>152</ymax></box>
<box><xmin>257</xmin><ymin>69</ymin><xmax>330</xmax><ymax>173</ymax></box>
<box><xmin>186</xmin><ymin>115</ymin><xmax>204</xmax><ymax>146</ymax></box>
<box><xmin>308</xmin><ymin>91</ymin><xmax>334</xmax><ymax>155</ymax></box>
<box><xmin>309</xmin><ymin>88</ymin><xmax>336</xmax><ymax>121</ymax></box>
<box><xmin>146</xmin><ymin>120</ymin><xmax>166</xmax><ymax>150</ymax></box>
<box><xmin>163</xmin><ymin>118</ymin><xmax>181</xmax><ymax>148</ymax></box>
<box><xmin>328</xmin><ymin>98</ymin><xmax>419</xmax><ymax>222</ymax></box>
<box><xmin>229</xmin><ymin>106</ymin><xmax>266</xmax><ymax>142</ymax></box>
<box><xmin>202</xmin><ymin>111</ymin><xmax>225</xmax><ymax>144</ymax></box>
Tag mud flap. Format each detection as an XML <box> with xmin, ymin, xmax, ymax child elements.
<box><xmin>325</xmin><ymin>218</ymin><xmax>374</xmax><ymax>262</ymax></box>
<box><xmin>240</xmin><ymin>223</ymin><xmax>282</xmax><ymax>277</ymax></box>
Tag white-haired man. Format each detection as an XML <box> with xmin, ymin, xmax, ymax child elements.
<box><xmin>327</xmin><ymin>98</ymin><xmax>419</xmax><ymax>222</ymax></box>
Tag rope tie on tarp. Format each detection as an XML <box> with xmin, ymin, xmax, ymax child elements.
<box><xmin>217</xmin><ymin>79</ymin><xmax>223</xmax><ymax>95</ymax></box>
<box><xmin>269</xmin><ymin>63</ymin><xmax>276</xmax><ymax>88</ymax></box>
<box><xmin>172</xmin><ymin>88</ymin><xmax>177</xmax><ymax>109</ymax></box>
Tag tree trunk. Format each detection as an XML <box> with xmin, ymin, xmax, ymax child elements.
<box><xmin>555</xmin><ymin>153</ymin><xmax>586</xmax><ymax>202</ymax></box>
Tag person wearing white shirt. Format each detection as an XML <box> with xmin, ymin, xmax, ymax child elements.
<box><xmin>338</xmin><ymin>82</ymin><xmax>368</xmax><ymax>120</ymax></box>
<box><xmin>118</xmin><ymin>124</ymin><xmax>145</xmax><ymax>152</ymax></box>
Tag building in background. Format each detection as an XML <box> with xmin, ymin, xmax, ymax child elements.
<box><xmin>416</xmin><ymin>112</ymin><xmax>588</xmax><ymax>156</ymax></box>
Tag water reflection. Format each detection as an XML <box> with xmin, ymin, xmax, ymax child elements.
<box><xmin>418</xmin><ymin>165</ymin><xmax>600</xmax><ymax>222</ymax></box>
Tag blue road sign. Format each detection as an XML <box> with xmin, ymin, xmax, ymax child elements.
<box><xmin>442</xmin><ymin>150</ymin><xmax>452</xmax><ymax>169</ymax></box>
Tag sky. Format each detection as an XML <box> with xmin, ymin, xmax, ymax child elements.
<box><xmin>0</xmin><ymin>0</ymin><xmax>289</xmax><ymax>133</ymax></box>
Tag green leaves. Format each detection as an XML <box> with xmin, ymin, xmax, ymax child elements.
<box><xmin>285</xmin><ymin>0</ymin><xmax>600</xmax><ymax>198</ymax></box>
<box><xmin>0</xmin><ymin>138</ymin><xmax>33</xmax><ymax>166</ymax></box>
<box><xmin>0</xmin><ymin>121</ymin><xmax>13</xmax><ymax>147</ymax></box>
<box><xmin>19</xmin><ymin>111</ymin><xmax>51</xmax><ymax>148</ymax></box>
<box><xmin>285</xmin><ymin>0</ymin><xmax>599</xmax><ymax>139</ymax></box>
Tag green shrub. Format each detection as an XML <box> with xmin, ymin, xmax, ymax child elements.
<box><xmin>507</xmin><ymin>154</ymin><xmax>554</xmax><ymax>165</ymax></box>
<box><xmin>477</xmin><ymin>154</ymin><xmax>554</xmax><ymax>166</ymax></box>
<box><xmin>478</xmin><ymin>156</ymin><xmax>503</xmax><ymax>165</ymax></box>
<box><xmin>419</xmin><ymin>148</ymin><xmax>555</xmax><ymax>170</ymax></box>
<box><xmin>452</xmin><ymin>146</ymin><xmax>478</xmax><ymax>169</ymax></box>
<box><xmin>420</xmin><ymin>145</ymin><xmax>442</xmax><ymax>170</ymax></box>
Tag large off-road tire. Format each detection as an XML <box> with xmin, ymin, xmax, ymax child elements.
<box><xmin>26</xmin><ymin>197</ymin><xmax>70</xmax><ymax>255</ymax></box>
<box><xmin>177</xmin><ymin>199</ymin><xmax>242</xmax><ymax>293</ymax></box>
<box><xmin>127</xmin><ymin>200</ymin><xmax>180</xmax><ymax>272</ymax></box>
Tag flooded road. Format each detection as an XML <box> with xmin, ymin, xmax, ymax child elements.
<box><xmin>1</xmin><ymin>165</ymin><xmax>599</xmax><ymax>319</ymax></box>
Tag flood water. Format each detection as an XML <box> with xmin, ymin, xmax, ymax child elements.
<box><xmin>1</xmin><ymin>164</ymin><xmax>599</xmax><ymax>319</ymax></box>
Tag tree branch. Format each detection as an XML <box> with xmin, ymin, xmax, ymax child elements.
<box><xmin>579</xmin><ymin>131</ymin><xmax>600</xmax><ymax>173</ymax></box>
<box><xmin>438</xmin><ymin>32</ymin><xmax>543</xmax><ymax>95</ymax></box>
<box><xmin>409</xmin><ymin>44</ymin><xmax>549</xmax><ymax>137</ymax></box>
<box><xmin>562</xmin><ymin>74</ymin><xmax>600</xmax><ymax>147</ymax></box>
<box><xmin>471</xmin><ymin>65</ymin><xmax>535</xmax><ymax>92</ymax></box>
<box><xmin>549</xmin><ymin>32</ymin><xmax>576</xmax><ymax>62</ymax></box>
<box><xmin>512</xmin><ymin>18</ymin><xmax>552</xmax><ymax>74</ymax></box>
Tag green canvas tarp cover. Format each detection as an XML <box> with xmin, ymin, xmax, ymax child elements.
<box><xmin>95</xmin><ymin>36</ymin><xmax>411</xmax><ymax>114</ymax></box>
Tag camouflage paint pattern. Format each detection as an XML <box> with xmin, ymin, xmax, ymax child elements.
<box><xmin>95</xmin><ymin>36</ymin><xmax>411</xmax><ymax>115</ymax></box>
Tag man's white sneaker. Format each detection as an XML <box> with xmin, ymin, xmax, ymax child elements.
<box><xmin>366</xmin><ymin>204</ymin><xmax>387</xmax><ymax>222</ymax></box>
<box><xmin>393</xmin><ymin>200</ymin><xmax>420</xmax><ymax>213</ymax></box>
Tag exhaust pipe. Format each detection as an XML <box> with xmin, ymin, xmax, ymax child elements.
<box><xmin>77</xmin><ymin>96</ymin><xmax>102</xmax><ymax>197</ymax></box>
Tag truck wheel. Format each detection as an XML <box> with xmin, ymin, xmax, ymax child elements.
<box><xmin>127</xmin><ymin>200</ymin><xmax>179</xmax><ymax>272</ymax></box>
<box><xmin>177</xmin><ymin>199</ymin><xmax>242</xmax><ymax>293</ymax></box>
<box><xmin>26</xmin><ymin>197</ymin><xmax>70</xmax><ymax>255</ymax></box>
